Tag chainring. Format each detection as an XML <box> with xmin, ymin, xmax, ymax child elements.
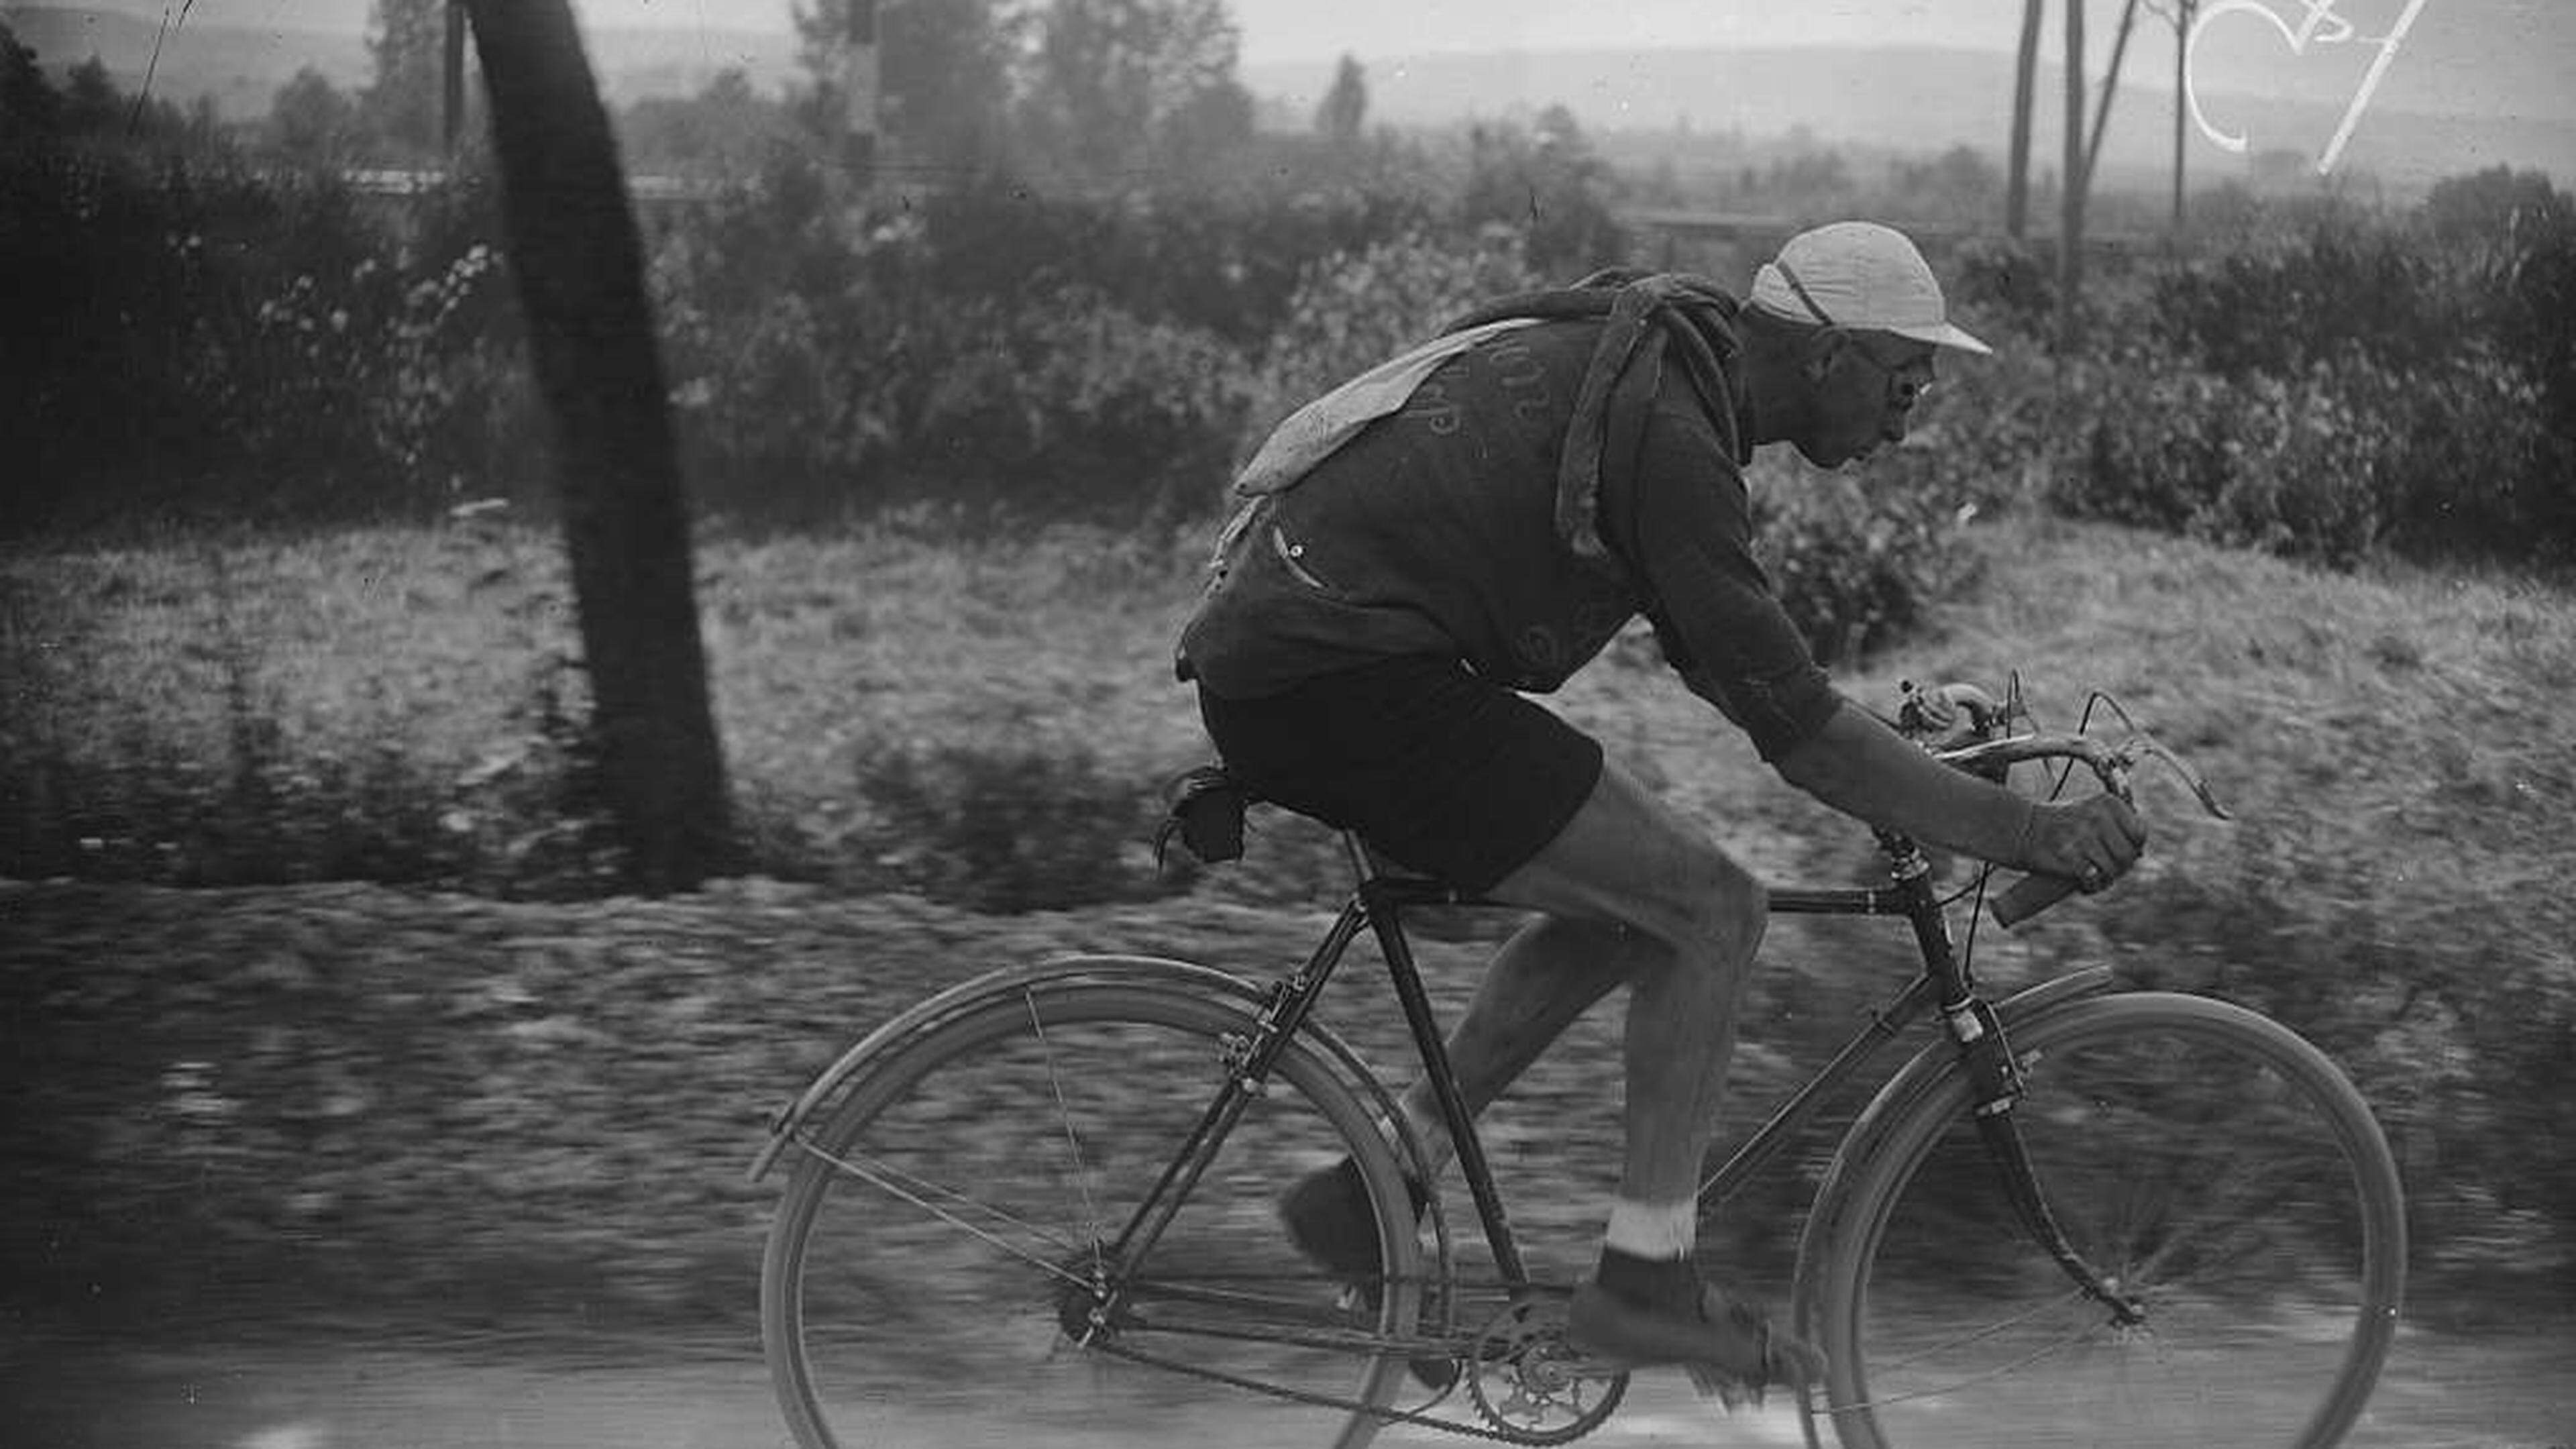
<box><xmin>1462</xmin><ymin>1293</ymin><xmax>1629</xmax><ymax>1445</ymax></box>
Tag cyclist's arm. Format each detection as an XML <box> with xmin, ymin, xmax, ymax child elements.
<box><xmin>1607</xmin><ymin>406</ymin><xmax>2142</xmax><ymax>878</ymax></box>
<box><xmin>1776</xmin><ymin>704</ymin><xmax>2151</xmax><ymax>878</ymax></box>
<box><xmin>1772</xmin><ymin>702</ymin><xmax>2035</xmax><ymax>862</ymax></box>
<box><xmin>1607</xmin><ymin>405</ymin><xmax>1839</xmax><ymax>763</ymax></box>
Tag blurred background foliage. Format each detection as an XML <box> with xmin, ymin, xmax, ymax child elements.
<box><xmin>7</xmin><ymin>11</ymin><xmax>2571</xmax><ymax>561</ymax></box>
<box><xmin>5</xmin><ymin>3</ymin><xmax>2575</xmax><ymax>1322</ymax></box>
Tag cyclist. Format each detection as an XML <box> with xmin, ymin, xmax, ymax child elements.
<box><xmin>1173</xmin><ymin>221</ymin><xmax>2145</xmax><ymax>1401</ymax></box>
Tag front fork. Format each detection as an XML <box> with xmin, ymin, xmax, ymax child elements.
<box><xmin>1888</xmin><ymin>830</ymin><xmax>2147</xmax><ymax>1329</ymax></box>
<box><xmin>1946</xmin><ymin>995</ymin><xmax>2148</xmax><ymax>1329</ymax></box>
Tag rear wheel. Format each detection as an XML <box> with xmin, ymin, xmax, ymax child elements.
<box><xmin>761</xmin><ymin>972</ymin><xmax>1422</xmax><ymax>1449</ymax></box>
<box><xmin>1808</xmin><ymin>991</ymin><xmax>2406</xmax><ymax>1448</ymax></box>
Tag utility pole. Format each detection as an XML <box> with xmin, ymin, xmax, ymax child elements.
<box><xmin>2060</xmin><ymin>0</ymin><xmax>2086</xmax><ymax>350</ymax></box>
<box><xmin>844</xmin><ymin>0</ymin><xmax>879</xmax><ymax>188</ymax></box>
<box><xmin>2007</xmin><ymin>0</ymin><xmax>2044</xmax><ymax>238</ymax></box>
<box><xmin>441</xmin><ymin>0</ymin><xmax>466</xmax><ymax>154</ymax></box>
<box><xmin>2084</xmin><ymin>0</ymin><xmax>2141</xmax><ymax>202</ymax></box>
<box><xmin>2170</xmin><ymin>0</ymin><xmax>2195</xmax><ymax>237</ymax></box>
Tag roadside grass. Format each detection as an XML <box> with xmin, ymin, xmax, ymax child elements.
<box><xmin>4</xmin><ymin>511</ymin><xmax>2573</xmax><ymax>1300</ymax></box>
<box><xmin>1</xmin><ymin>516</ymin><xmax>1220</xmax><ymax>900</ymax></box>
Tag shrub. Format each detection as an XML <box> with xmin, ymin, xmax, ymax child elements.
<box><xmin>2061</xmin><ymin>345</ymin><xmax>2556</xmax><ymax>569</ymax></box>
<box><xmin>666</xmin><ymin>270</ymin><xmax>1250</xmax><ymax>527</ymax></box>
<box><xmin>202</xmin><ymin>235</ymin><xmax>538</xmax><ymax>517</ymax></box>
<box><xmin>2074</xmin><ymin>187</ymin><xmax>2576</xmax><ymax>569</ymax></box>
<box><xmin>1236</xmin><ymin>229</ymin><xmax>1542</xmax><ymax>474</ymax></box>
<box><xmin>2151</xmin><ymin>215</ymin><xmax>2441</xmax><ymax>380</ymax></box>
<box><xmin>851</xmin><ymin>737</ymin><xmax>1164</xmax><ymax>912</ymax></box>
<box><xmin>1948</xmin><ymin>235</ymin><xmax>2056</xmax><ymax>331</ymax></box>
<box><xmin>1752</xmin><ymin>464</ymin><xmax>1978</xmax><ymax>667</ymax></box>
<box><xmin>917</xmin><ymin>174</ymin><xmax>1440</xmax><ymax>346</ymax></box>
<box><xmin>905</xmin><ymin>289</ymin><xmax>1252</xmax><ymax>523</ymax></box>
<box><xmin>0</xmin><ymin>132</ymin><xmax>538</xmax><ymax>535</ymax></box>
<box><xmin>1454</xmin><ymin>107</ymin><xmax>1628</xmax><ymax>280</ymax></box>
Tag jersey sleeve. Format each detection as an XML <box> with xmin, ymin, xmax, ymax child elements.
<box><xmin>1603</xmin><ymin>399</ymin><xmax>1843</xmax><ymax>762</ymax></box>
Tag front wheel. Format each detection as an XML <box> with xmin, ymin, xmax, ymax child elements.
<box><xmin>1805</xmin><ymin>991</ymin><xmax>2406</xmax><ymax>1449</ymax></box>
<box><xmin>759</xmin><ymin>967</ymin><xmax>1424</xmax><ymax>1449</ymax></box>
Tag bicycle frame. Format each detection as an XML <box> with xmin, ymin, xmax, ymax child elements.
<box><xmin>1097</xmin><ymin>822</ymin><xmax>2146</xmax><ymax>1336</ymax></box>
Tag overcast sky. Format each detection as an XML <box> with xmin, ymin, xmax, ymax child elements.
<box><xmin>86</xmin><ymin>0</ymin><xmax>2576</xmax><ymax>123</ymax></box>
<box><xmin>555</xmin><ymin>0</ymin><xmax>2031</xmax><ymax>60</ymax></box>
<box><xmin>568</xmin><ymin>0</ymin><xmax>2569</xmax><ymax>115</ymax></box>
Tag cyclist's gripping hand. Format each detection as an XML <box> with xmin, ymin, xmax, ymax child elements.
<box><xmin>2019</xmin><ymin>795</ymin><xmax>2147</xmax><ymax>891</ymax></box>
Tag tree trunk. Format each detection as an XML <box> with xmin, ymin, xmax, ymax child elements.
<box><xmin>2171</xmin><ymin>0</ymin><xmax>2194</xmax><ymax>236</ymax></box>
<box><xmin>2083</xmin><ymin>0</ymin><xmax>2141</xmax><ymax>203</ymax></box>
<box><xmin>2006</xmin><ymin>0</ymin><xmax>2044</xmax><ymax>238</ymax></box>
<box><xmin>459</xmin><ymin>0</ymin><xmax>733</xmax><ymax>892</ymax></box>
<box><xmin>2059</xmin><ymin>0</ymin><xmax>2087</xmax><ymax>351</ymax></box>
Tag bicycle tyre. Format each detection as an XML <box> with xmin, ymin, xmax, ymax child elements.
<box><xmin>761</xmin><ymin>967</ymin><xmax>1424</xmax><ymax>1449</ymax></box>
<box><xmin>1804</xmin><ymin>990</ymin><xmax>2406</xmax><ymax>1449</ymax></box>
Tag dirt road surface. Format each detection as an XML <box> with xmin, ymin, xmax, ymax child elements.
<box><xmin>7</xmin><ymin>1318</ymin><xmax>2569</xmax><ymax>1449</ymax></box>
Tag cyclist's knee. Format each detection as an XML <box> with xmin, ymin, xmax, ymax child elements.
<box><xmin>1601</xmin><ymin>834</ymin><xmax>1764</xmax><ymax>971</ymax></box>
<box><xmin>1668</xmin><ymin>846</ymin><xmax>1766</xmax><ymax>970</ymax></box>
<box><xmin>1499</xmin><ymin>763</ymin><xmax>1766</xmax><ymax>967</ymax></box>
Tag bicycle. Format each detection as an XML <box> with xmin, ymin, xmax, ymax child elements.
<box><xmin>750</xmin><ymin>678</ymin><xmax>2408</xmax><ymax>1449</ymax></box>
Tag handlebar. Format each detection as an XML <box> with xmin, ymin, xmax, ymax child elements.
<box><xmin>1898</xmin><ymin>680</ymin><xmax>2232</xmax><ymax>929</ymax></box>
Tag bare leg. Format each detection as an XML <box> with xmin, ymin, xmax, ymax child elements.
<box><xmin>1397</xmin><ymin>762</ymin><xmax>1765</xmax><ymax>1203</ymax></box>
<box><xmin>1303</xmin><ymin>759</ymin><xmax>1809</xmax><ymax>1391</ymax></box>
<box><xmin>1393</xmin><ymin>914</ymin><xmax>1636</xmax><ymax>1177</ymax></box>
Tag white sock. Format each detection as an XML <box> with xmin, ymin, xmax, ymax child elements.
<box><xmin>1603</xmin><ymin>1197</ymin><xmax>1697</xmax><ymax>1260</ymax></box>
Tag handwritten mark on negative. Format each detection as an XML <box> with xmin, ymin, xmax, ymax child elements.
<box><xmin>2186</xmin><ymin>0</ymin><xmax>2432</xmax><ymax>174</ymax></box>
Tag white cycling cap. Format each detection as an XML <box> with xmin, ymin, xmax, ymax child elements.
<box><xmin>1749</xmin><ymin>221</ymin><xmax>1992</xmax><ymax>356</ymax></box>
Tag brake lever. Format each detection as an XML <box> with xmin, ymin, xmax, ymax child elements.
<box><xmin>2112</xmin><ymin>732</ymin><xmax>2233</xmax><ymax>821</ymax></box>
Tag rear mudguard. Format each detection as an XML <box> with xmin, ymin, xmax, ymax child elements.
<box><xmin>747</xmin><ymin>951</ymin><xmax>1462</xmax><ymax>1337</ymax></box>
<box><xmin>747</xmin><ymin>953</ymin><xmax>1421</xmax><ymax>1187</ymax></box>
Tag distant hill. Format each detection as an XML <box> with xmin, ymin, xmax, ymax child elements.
<box><xmin>0</xmin><ymin>5</ymin><xmax>800</xmax><ymax>117</ymax></box>
<box><xmin>4</xmin><ymin>4</ymin><xmax>369</xmax><ymax>113</ymax></box>
<box><xmin>1248</xmin><ymin>45</ymin><xmax>2575</xmax><ymax>192</ymax></box>
<box><xmin>7</xmin><ymin>4</ymin><xmax>2563</xmax><ymax>189</ymax></box>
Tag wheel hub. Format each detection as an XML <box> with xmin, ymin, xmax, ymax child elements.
<box><xmin>1051</xmin><ymin>1248</ymin><xmax>1128</xmax><ymax>1345</ymax></box>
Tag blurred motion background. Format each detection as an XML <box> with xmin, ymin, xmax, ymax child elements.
<box><xmin>2</xmin><ymin>1</ymin><xmax>2570</xmax><ymax>1443</ymax></box>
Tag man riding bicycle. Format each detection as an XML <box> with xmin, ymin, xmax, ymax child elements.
<box><xmin>1173</xmin><ymin>221</ymin><xmax>2145</xmax><ymax>1401</ymax></box>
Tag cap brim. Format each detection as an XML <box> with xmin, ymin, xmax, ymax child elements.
<box><xmin>1888</xmin><ymin>320</ymin><xmax>1994</xmax><ymax>356</ymax></box>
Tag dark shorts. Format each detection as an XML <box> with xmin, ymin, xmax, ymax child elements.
<box><xmin>1196</xmin><ymin>655</ymin><xmax>1605</xmax><ymax>892</ymax></box>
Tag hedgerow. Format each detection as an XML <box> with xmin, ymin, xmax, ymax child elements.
<box><xmin>2051</xmin><ymin>180</ymin><xmax>2576</xmax><ymax>569</ymax></box>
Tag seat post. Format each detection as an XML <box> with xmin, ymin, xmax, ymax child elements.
<box><xmin>1339</xmin><ymin>830</ymin><xmax>1375</xmax><ymax>886</ymax></box>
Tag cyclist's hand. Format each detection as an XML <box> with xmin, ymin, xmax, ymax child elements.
<box><xmin>2019</xmin><ymin>795</ymin><xmax>2147</xmax><ymax>891</ymax></box>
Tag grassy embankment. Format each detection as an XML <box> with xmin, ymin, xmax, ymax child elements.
<box><xmin>3</xmin><ymin>511</ymin><xmax>2571</xmax><ymax>1330</ymax></box>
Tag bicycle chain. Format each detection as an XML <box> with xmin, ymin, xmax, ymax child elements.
<box><xmin>1092</xmin><ymin>1301</ymin><xmax>1633</xmax><ymax>1446</ymax></box>
<box><xmin>1093</xmin><ymin>1334</ymin><xmax>1543</xmax><ymax>1444</ymax></box>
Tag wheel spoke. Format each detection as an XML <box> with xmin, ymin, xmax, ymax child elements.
<box><xmin>1816</xmin><ymin>993</ymin><xmax>2405</xmax><ymax>1449</ymax></box>
<box><xmin>1026</xmin><ymin>985</ymin><xmax>1112</xmax><ymax>1273</ymax></box>
<box><xmin>1864</xmin><ymin>1283</ymin><xmax>2093</xmax><ymax>1376</ymax></box>
<box><xmin>785</xmin><ymin>1131</ymin><xmax>1095</xmax><ymax>1288</ymax></box>
<box><xmin>1845</xmin><ymin>1307</ymin><xmax>2112</xmax><ymax>1411</ymax></box>
<box><xmin>761</xmin><ymin>972</ymin><xmax>1421</xmax><ymax>1449</ymax></box>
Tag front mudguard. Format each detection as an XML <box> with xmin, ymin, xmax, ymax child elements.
<box><xmin>1787</xmin><ymin>965</ymin><xmax>2117</xmax><ymax>1446</ymax></box>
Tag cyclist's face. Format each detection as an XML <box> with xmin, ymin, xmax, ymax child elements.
<box><xmin>1801</xmin><ymin>333</ymin><xmax>1937</xmax><ymax>468</ymax></box>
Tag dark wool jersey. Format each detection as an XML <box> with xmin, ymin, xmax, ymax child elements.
<box><xmin>1179</xmin><ymin>316</ymin><xmax>1841</xmax><ymax>763</ymax></box>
